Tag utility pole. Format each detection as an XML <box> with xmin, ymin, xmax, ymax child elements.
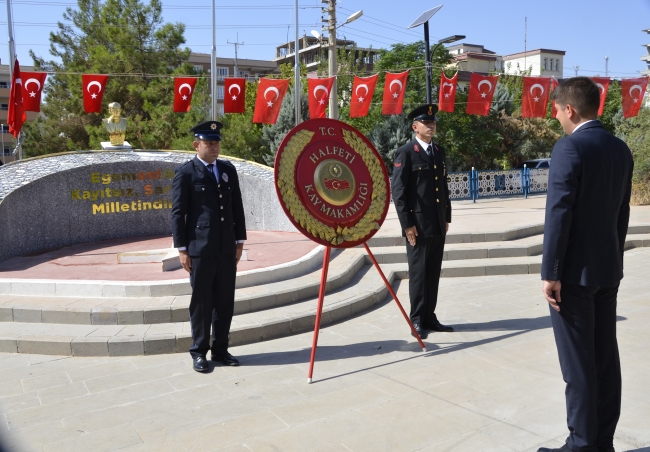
<box><xmin>605</xmin><ymin>56</ymin><xmax>609</xmax><ymax>77</ymax></box>
<box><xmin>210</xmin><ymin>0</ymin><xmax>217</xmax><ymax>120</ymax></box>
<box><xmin>524</xmin><ymin>17</ymin><xmax>527</xmax><ymax>74</ymax></box>
<box><xmin>294</xmin><ymin>0</ymin><xmax>301</xmax><ymax>125</ymax></box>
<box><xmin>227</xmin><ymin>34</ymin><xmax>244</xmax><ymax>77</ymax></box>
<box><xmin>573</xmin><ymin>65</ymin><xmax>579</xmax><ymax>77</ymax></box>
<box><xmin>325</xmin><ymin>0</ymin><xmax>338</xmax><ymax>119</ymax></box>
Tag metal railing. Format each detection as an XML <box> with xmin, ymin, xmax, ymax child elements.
<box><xmin>448</xmin><ymin>167</ymin><xmax>549</xmax><ymax>202</ymax></box>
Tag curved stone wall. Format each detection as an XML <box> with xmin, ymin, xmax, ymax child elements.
<box><xmin>0</xmin><ymin>151</ymin><xmax>296</xmax><ymax>263</ymax></box>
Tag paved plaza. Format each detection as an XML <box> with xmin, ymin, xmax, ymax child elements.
<box><xmin>0</xmin><ymin>196</ymin><xmax>649</xmax><ymax>451</ymax></box>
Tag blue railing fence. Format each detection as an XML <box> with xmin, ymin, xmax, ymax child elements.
<box><xmin>447</xmin><ymin>166</ymin><xmax>548</xmax><ymax>202</ymax></box>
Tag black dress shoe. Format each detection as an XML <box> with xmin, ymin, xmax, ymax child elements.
<box><xmin>192</xmin><ymin>356</ymin><xmax>209</xmax><ymax>372</ymax></box>
<box><xmin>411</xmin><ymin>324</ymin><xmax>428</xmax><ymax>340</ymax></box>
<box><xmin>427</xmin><ymin>319</ymin><xmax>454</xmax><ymax>332</ymax></box>
<box><xmin>537</xmin><ymin>444</ymin><xmax>571</xmax><ymax>452</ymax></box>
<box><xmin>211</xmin><ymin>352</ymin><xmax>240</xmax><ymax>366</ymax></box>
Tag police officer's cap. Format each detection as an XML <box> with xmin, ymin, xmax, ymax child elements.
<box><xmin>190</xmin><ymin>121</ymin><xmax>223</xmax><ymax>141</ymax></box>
<box><xmin>407</xmin><ymin>104</ymin><xmax>439</xmax><ymax>122</ymax></box>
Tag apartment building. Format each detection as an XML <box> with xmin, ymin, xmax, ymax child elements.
<box><xmin>502</xmin><ymin>49</ymin><xmax>565</xmax><ymax>77</ymax></box>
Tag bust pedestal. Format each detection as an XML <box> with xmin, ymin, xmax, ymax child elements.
<box><xmin>100</xmin><ymin>141</ymin><xmax>133</xmax><ymax>151</ymax></box>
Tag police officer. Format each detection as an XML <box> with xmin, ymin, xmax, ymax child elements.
<box><xmin>172</xmin><ymin>121</ymin><xmax>247</xmax><ymax>372</ymax></box>
<box><xmin>391</xmin><ymin>104</ymin><xmax>452</xmax><ymax>339</ymax></box>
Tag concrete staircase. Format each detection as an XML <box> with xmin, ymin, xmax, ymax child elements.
<box><xmin>1</xmin><ymin>224</ymin><xmax>649</xmax><ymax>357</ymax></box>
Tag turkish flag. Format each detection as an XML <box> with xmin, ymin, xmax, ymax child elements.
<box><xmin>82</xmin><ymin>74</ymin><xmax>108</xmax><ymax>113</ymax></box>
<box><xmin>253</xmin><ymin>78</ymin><xmax>290</xmax><ymax>124</ymax></box>
<box><xmin>173</xmin><ymin>77</ymin><xmax>197</xmax><ymax>113</ymax></box>
<box><xmin>350</xmin><ymin>74</ymin><xmax>378</xmax><ymax>118</ymax></box>
<box><xmin>7</xmin><ymin>60</ymin><xmax>26</xmax><ymax>138</ymax></box>
<box><xmin>591</xmin><ymin>77</ymin><xmax>610</xmax><ymax>116</ymax></box>
<box><xmin>438</xmin><ymin>72</ymin><xmax>458</xmax><ymax>113</ymax></box>
<box><xmin>382</xmin><ymin>70</ymin><xmax>409</xmax><ymax>115</ymax></box>
<box><xmin>522</xmin><ymin>77</ymin><xmax>551</xmax><ymax>118</ymax></box>
<box><xmin>308</xmin><ymin>76</ymin><xmax>335</xmax><ymax>119</ymax></box>
<box><xmin>466</xmin><ymin>73</ymin><xmax>498</xmax><ymax>116</ymax></box>
<box><xmin>224</xmin><ymin>78</ymin><xmax>246</xmax><ymax>113</ymax></box>
<box><xmin>21</xmin><ymin>71</ymin><xmax>47</xmax><ymax>112</ymax></box>
<box><xmin>622</xmin><ymin>77</ymin><xmax>648</xmax><ymax>119</ymax></box>
<box><xmin>551</xmin><ymin>78</ymin><xmax>559</xmax><ymax>118</ymax></box>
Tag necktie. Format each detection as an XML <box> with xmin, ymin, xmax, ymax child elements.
<box><xmin>426</xmin><ymin>144</ymin><xmax>433</xmax><ymax>156</ymax></box>
<box><xmin>206</xmin><ymin>163</ymin><xmax>217</xmax><ymax>181</ymax></box>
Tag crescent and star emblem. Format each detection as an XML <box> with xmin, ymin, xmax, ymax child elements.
<box><xmin>313</xmin><ymin>85</ymin><xmax>329</xmax><ymax>106</ymax></box>
<box><xmin>25</xmin><ymin>78</ymin><xmax>41</xmax><ymax>97</ymax></box>
<box><xmin>87</xmin><ymin>80</ymin><xmax>102</xmax><ymax>99</ymax></box>
<box><xmin>477</xmin><ymin>80</ymin><xmax>492</xmax><ymax>98</ymax></box>
<box><xmin>264</xmin><ymin>86</ymin><xmax>280</xmax><ymax>107</ymax></box>
<box><xmin>530</xmin><ymin>83</ymin><xmax>545</xmax><ymax>102</ymax></box>
<box><xmin>442</xmin><ymin>81</ymin><xmax>454</xmax><ymax>99</ymax></box>
<box><xmin>228</xmin><ymin>83</ymin><xmax>241</xmax><ymax>100</ymax></box>
<box><xmin>629</xmin><ymin>84</ymin><xmax>643</xmax><ymax>103</ymax></box>
<box><xmin>596</xmin><ymin>83</ymin><xmax>606</xmax><ymax>95</ymax></box>
<box><xmin>178</xmin><ymin>83</ymin><xmax>193</xmax><ymax>101</ymax></box>
<box><xmin>389</xmin><ymin>79</ymin><xmax>403</xmax><ymax>99</ymax></box>
<box><xmin>356</xmin><ymin>83</ymin><xmax>369</xmax><ymax>102</ymax></box>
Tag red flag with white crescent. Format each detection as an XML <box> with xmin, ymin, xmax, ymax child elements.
<box><xmin>382</xmin><ymin>70</ymin><xmax>409</xmax><ymax>115</ymax></box>
<box><xmin>521</xmin><ymin>77</ymin><xmax>551</xmax><ymax>118</ymax></box>
<box><xmin>350</xmin><ymin>74</ymin><xmax>378</xmax><ymax>118</ymax></box>
<box><xmin>550</xmin><ymin>78</ymin><xmax>559</xmax><ymax>118</ymax></box>
<box><xmin>173</xmin><ymin>77</ymin><xmax>198</xmax><ymax>113</ymax></box>
<box><xmin>438</xmin><ymin>72</ymin><xmax>458</xmax><ymax>113</ymax></box>
<box><xmin>82</xmin><ymin>74</ymin><xmax>108</xmax><ymax>113</ymax></box>
<box><xmin>590</xmin><ymin>77</ymin><xmax>610</xmax><ymax>116</ymax></box>
<box><xmin>465</xmin><ymin>73</ymin><xmax>498</xmax><ymax>116</ymax></box>
<box><xmin>253</xmin><ymin>78</ymin><xmax>290</xmax><ymax>124</ymax></box>
<box><xmin>7</xmin><ymin>59</ymin><xmax>26</xmax><ymax>138</ymax></box>
<box><xmin>308</xmin><ymin>76</ymin><xmax>335</xmax><ymax>119</ymax></box>
<box><xmin>21</xmin><ymin>71</ymin><xmax>47</xmax><ymax>113</ymax></box>
<box><xmin>224</xmin><ymin>78</ymin><xmax>246</xmax><ymax>113</ymax></box>
<box><xmin>622</xmin><ymin>77</ymin><xmax>648</xmax><ymax>119</ymax></box>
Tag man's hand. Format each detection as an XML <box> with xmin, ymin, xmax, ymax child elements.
<box><xmin>235</xmin><ymin>243</ymin><xmax>244</xmax><ymax>266</ymax></box>
<box><xmin>405</xmin><ymin>226</ymin><xmax>418</xmax><ymax>247</ymax></box>
<box><xmin>542</xmin><ymin>280</ymin><xmax>562</xmax><ymax>312</ymax></box>
<box><xmin>446</xmin><ymin>222</ymin><xmax>449</xmax><ymax>233</ymax></box>
<box><xmin>179</xmin><ymin>250</ymin><xmax>192</xmax><ymax>273</ymax></box>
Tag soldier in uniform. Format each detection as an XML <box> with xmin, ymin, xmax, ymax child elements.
<box><xmin>172</xmin><ymin>121</ymin><xmax>247</xmax><ymax>372</ymax></box>
<box><xmin>391</xmin><ymin>104</ymin><xmax>452</xmax><ymax>339</ymax></box>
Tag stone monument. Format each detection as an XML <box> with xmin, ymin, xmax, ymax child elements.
<box><xmin>101</xmin><ymin>102</ymin><xmax>132</xmax><ymax>150</ymax></box>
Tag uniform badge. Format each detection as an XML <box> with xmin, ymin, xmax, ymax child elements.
<box><xmin>210</xmin><ymin>123</ymin><xmax>217</xmax><ymax>130</ymax></box>
<box><xmin>413</xmin><ymin>144</ymin><xmax>419</xmax><ymax>153</ymax></box>
<box><xmin>394</xmin><ymin>162</ymin><xmax>402</xmax><ymax>168</ymax></box>
<box><xmin>222</xmin><ymin>173</ymin><xmax>228</xmax><ymax>182</ymax></box>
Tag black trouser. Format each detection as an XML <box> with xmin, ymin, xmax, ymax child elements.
<box><xmin>188</xmin><ymin>255</ymin><xmax>237</xmax><ymax>358</ymax></box>
<box><xmin>406</xmin><ymin>236</ymin><xmax>445</xmax><ymax>325</ymax></box>
<box><xmin>549</xmin><ymin>284</ymin><xmax>621</xmax><ymax>452</ymax></box>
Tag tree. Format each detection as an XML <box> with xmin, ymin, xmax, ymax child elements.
<box><xmin>367</xmin><ymin>114</ymin><xmax>412</xmax><ymax>173</ymax></box>
<box><xmin>261</xmin><ymin>87</ymin><xmax>309</xmax><ymax>166</ymax></box>
<box><xmin>614</xmin><ymin>107</ymin><xmax>650</xmax><ymax>205</ymax></box>
<box><xmin>23</xmin><ymin>0</ymin><xmax>203</xmax><ymax>157</ymax></box>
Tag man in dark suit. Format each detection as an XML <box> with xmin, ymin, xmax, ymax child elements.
<box><xmin>172</xmin><ymin>121</ymin><xmax>247</xmax><ymax>372</ymax></box>
<box><xmin>538</xmin><ymin>78</ymin><xmax>634</xmax><ymax>452</ymax></box>
<box><xmin>391</xmin><ymin>104</ymin><xmax>453</xmax><ymax>340</ymax></box>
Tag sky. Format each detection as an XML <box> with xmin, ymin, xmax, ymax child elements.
<box><xmin>1</xmin><ymin>0</ymin><xmax>649</xmax><ymax>79</ymax></box>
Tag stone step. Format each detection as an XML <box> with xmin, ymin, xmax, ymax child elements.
<box><xmin>0</xmin><ymin>264</ymin><xmax>400</xmax><ymax>357</ymax></box>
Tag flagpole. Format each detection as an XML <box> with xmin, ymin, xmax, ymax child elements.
<box><xmin>294</xmin><ymin>0</ymin><xmax>301</xmax><ymax>126</ymax></box>
<box><xmin>211</xmin><ymin>0</ymin><xmax>217</xmax><ymax>120</ymax></box>
<box><xmin>6</xmin><ymin>0</ymin><xmax>16</xmax><ymax>77</ymax></box>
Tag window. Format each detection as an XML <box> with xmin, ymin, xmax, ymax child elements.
<box><xmin>217</xmin><ymin>104</ymin><xmax>224</xmax><ymax>115</ymax></box>
<box><xmin>2</xmin><ymin>146</ymin><xmax>12</xmax><ymax>156</ymax></box>
<box><xmin>0</xmin><ymin>124</ymin><xmax>9</xmax><ymax>133</ymax></box>
<box><xmin>217</xmin><ymin>86</ymin><xmax>224</xmax><ymax>100</ymax></box>
<box><xmin>216</xmin><ymin>67</ymin><xmax>228</xmax><ymax>81</ymax></box>
<box><xmin>193</xmin><ymin>65</ymin><xmax>204</xmax><ymax>73</ymax></box>
<box><xmin>0</xmin><ymin>104</ymin><xmax>8</xmax><ymax>111</ymax></box>
<box><xmin>0</xmin><ymin>81</ymin><xmax>8</xmax><ymax>88</ymax></box>
<box><xmin>555</xmin><ymin>59</ymin><xmax>559</xmax><ymax>71</ymax></box>
<box><xmin>543</xmin><ymin>58</ymin><xmax>547</xmax><ymax>70</ymax></box>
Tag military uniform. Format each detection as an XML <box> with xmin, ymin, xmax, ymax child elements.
<box><xmin>171</xmin><ymin>121</ymin><xmax>246</xmax><ymax>369</ymax></box>
<box><xmin>391</xmin><ymin>105</ymin><xmax>452</xmax><ymax>335</ymax></box>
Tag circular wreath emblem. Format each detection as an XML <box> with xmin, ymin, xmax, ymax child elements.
<box><xmin>274</xmin><ymin>118</ymin><xmax>390</xmax><ymax>248</ymax></box>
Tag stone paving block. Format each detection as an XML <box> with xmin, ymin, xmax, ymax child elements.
<box><xmin>72</xmin><ymin>337</ymin><xmax>109</xmax><ymax>357</ymax></box>
<box><xmin>101</xmin><ymin>283</ymin><xmax>125</xmax><ymax>298</ymax></box>
<box><xmin>12</xmin><ymin>307</ymin><xmax>42</xmax><ymax>323</ymax></box>
<box><xmin>54</xmin><ymin>282</ymin><xmax>103</xmax><ymax>298</ymax></box>
<box><xmin>229</xmin><ymin>325</ymin><xmax>263</xmax><ymax>347</ymax></box>
<box><xmin>91</xmin><ymin>308</ymin><xmax>118</xmax><ymax>325</ymax></box>
<box><xmin>485</xmin><ymin>264</ymin><xmax>529</xmax><ymax>276</ymax></box>
<box><xmin>529</xmin><ymin>262</ymin><xmax>542</xmax><ymax>274</ymax></box>
<box><xmin>143</xmin><ymin>307</ymin><xmax>171</xmax><ymax>324</ymax></box>
<box><xmin>487</xmin><ymin>247</ymin><xmax>527</xmax><ymax>259</ymax></box>
<box><xmin>289</xmin><ymin>312</ymin><xmax>316</xmax><ymax>334</ymax></box>
<box><xmin>0</xmin><ymin>306</ymin><xmax>13</xmax><ymax>322</ymax></box>
<box><xmin>170</xmin><ymin>305</ymin><xmax>189</xmax><ymax>323</ymax></box>
<box><xmin>441</xmin><ymin>266</ymin><xmax>486</xmax><ymax>278</ymax></box>
<box><xmin>41</xmin><ymin>306</ymin><xmax>91</xmax><ymax>325</ymax></box>
<box><xmin>149</xmin><ymin>283</ymin><xmax>174</xmax><ymax>297</ymax></box>
<box><xmin>17</xmin><ymin>335</ymin><xmax>73</xmax><ymax>355</ymax></box>
<box><xmin>260</xmin><ymin>318</ymin><xmax>291</xmax><ymax>341</ymax></box>
<box><xmin>144</xmin><ymin>334</ymin><xmax>176</xmax><ymax>355</ymax></box>
<box><xmin>117</xmin><ymin>308</ymin><xmax>144</xmax><ymax>324</ymax></box>
<box><xmin>0</xmin><ymin>281</ymin><xmax>12</xmax><ymax>295</ymax></box>
<box><xmin>175</xmin><ymin>332</ymin><xmax>192</xmax><ymax>353</ymax></box>
<box><xmin>0</xmin><ymin>337</ymin><xmax>17</xmax><ymax>353</ymax></box>
<box><xmin>10</xmin><ymin>281</ymin><xmax>56</xmax><ymax>297</ymax></box>
<box><xmin>123</xmin><ymin>284</ymin><xmax>151</xmax><ymax>298</ymax></box>
<box><xmin>171</xmin><ymin>280</ymin><xmax>191</xmax><ymax>296</ymax></box>
<box><xmin>108</xmin><ymin>336</ymin><xmax>145</xmax><ymax>356</ymax></box>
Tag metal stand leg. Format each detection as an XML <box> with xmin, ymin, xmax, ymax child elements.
<box><xmin>363</xmin><ymin>243</ymin><xmax>427</xmax><ymax>352</ymax></box>
<box><xmin>307</xmin><ymin>246</ymin><xmax>332</xmax><ymax>384</ymax></box>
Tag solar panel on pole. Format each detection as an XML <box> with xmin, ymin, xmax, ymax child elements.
<box><xmin>407</xmin><ymin>5</ymin><xmax>443</xmax><ymax>29</ymax></box>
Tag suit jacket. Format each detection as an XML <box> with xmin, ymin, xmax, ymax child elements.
<box><xmin>542</xmin><ymin>121</ymin><xmax>633</xmax><ymax>286</ymax></box>
<box><xmin>391</xmin><ymin>139</ymin><xmax>452</xmax><ymax>238</ymax></box>
<box><xmin>172</xmin><ymin>156</ymin><xmax>247</xmax><ymax>257</ymax></box>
